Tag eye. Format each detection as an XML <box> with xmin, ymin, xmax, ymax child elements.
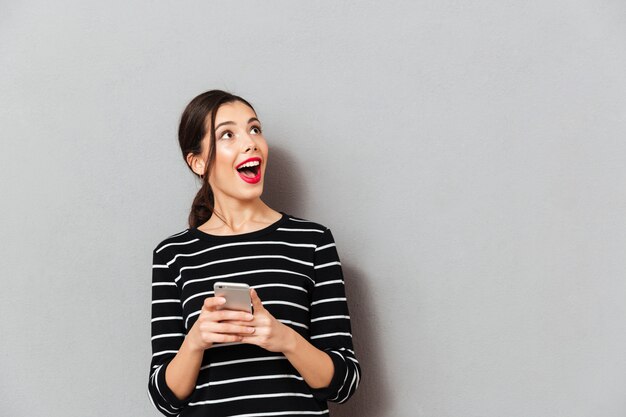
<box><xmin>219</xmin><ymin>130</ymin><xmax>234</xmax><ymax>140</ymax></box>
<box><xmin>250</xmin><ymin>125</ymin><xmax>262</xmax><ymax>134</ymax></box>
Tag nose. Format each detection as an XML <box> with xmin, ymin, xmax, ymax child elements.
<box><xmin>242</xmin><ymin>135</ymin><xmax>258</xmax><ymax>153</ymax></box>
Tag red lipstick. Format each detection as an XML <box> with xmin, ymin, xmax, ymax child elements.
<box><xmin>235</xmin><ymin>157</ymin><xmax>262</xmax><ymax>184</ymax></box>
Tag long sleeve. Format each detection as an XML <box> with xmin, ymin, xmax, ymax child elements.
<box><xmin>307</xmin><ymin>228</ymin><xmax>361</xmax><ymax>403</ymax></box>
<box><xmin>147</xmin><ymin>247</ymin><xmax>192</xmax><ymax>416</ymax></box>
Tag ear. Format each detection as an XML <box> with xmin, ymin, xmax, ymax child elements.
<box><xmin>186</xmin><ymin>152</ymin><xmax>205</xmax><ymax>177</ymax></box>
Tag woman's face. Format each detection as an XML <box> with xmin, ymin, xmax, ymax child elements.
<box><xmin>203</xmin><ymin>100</ymin><xmax>268</xmax><ymax>203</ymax></box>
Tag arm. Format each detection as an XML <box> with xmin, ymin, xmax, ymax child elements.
<box><xmin>244</xmin><ymin>288</ymin><xmax>336</xmax><ymax>389</ymax></box>
<box><xmin>238</xmin><ymin>228</ymin><xmax>361</xmax><ymax>402</ymax></box>
<box><xmin>282</xmin><ymin>326</ymin><xmax>335</xmax><ymax>388</ymax></box>
<box><xmin>305</xmin><ymin>228</ymin><xmax>361</xmax><ymax>402</ymax></box>
<box><xmin>163</xmin><ymin>338</ymin><xmax>204</xmax><ymax>402</ymax></box>
<box><xmin>166</xmin><ymin>297</ymin><xmax>255</xmax><ymax>400</ymax></box>
<box><xmin>148</xmin><ymin>248</ymin><xmax>193</xmax><ymax>415</ymax></box>
<box><xmin>149</xmin><ymin>249</ymin><xmax>256</xmax><ymax>412</ymax></box>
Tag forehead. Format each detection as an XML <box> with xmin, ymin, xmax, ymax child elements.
<box><xmin>214</xmin><ymin>100</ymin><xmax>257</xmax><ymax>124</ymax></box>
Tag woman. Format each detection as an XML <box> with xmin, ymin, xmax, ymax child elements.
<box><xmin>148</xmin><ymin>90</ymin><xmax>361</xmax><ymax>417</ymax></box>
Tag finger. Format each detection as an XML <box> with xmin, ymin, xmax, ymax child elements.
<box><xmin>203</xmin><ymin>321</ymin><xmax>252</xmax><ymax>336</ymax></box>
<box><xmin>250</xmin><ymin>288</ymin><xmax>265</xmax><ymax>313</ymax></box>
<box><xmin>211</xmin><ymin>310</ymin><xmax>254</xmax><ymax>322</ymax></box>
<box><xmin>239</xmin><ymin>335</ymin><xmax>259</xmax><ymax>344</ymax></box>
<box><xmin>203</xmin><ymin>296</ymin><xmax>226</xmax><ymax>311</ymax></box>
<box><xmin>213</xmin><ymin>334</ymin><xmax>244</xmax><ymax>343</ymax></box>
<box><xmin>214</xmin><ymin>322</ymin><xmax>255</xmax><ymax>335</ymax></box>
<box><xmin>222</xmin><ymin>319</ymin><xmax>257</xmax><ymax>327</ymax></box>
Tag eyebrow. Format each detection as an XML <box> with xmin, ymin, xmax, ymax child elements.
<box><xmin>215</xmin><ymin>117</ymin><xmax>260</xmax><ymax>130</ymax></box>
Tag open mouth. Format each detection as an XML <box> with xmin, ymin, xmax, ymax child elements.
<box><xmin>236</xmin><ymin>158</ymin><xmax>262</xmax><ymax>184</ymax></box>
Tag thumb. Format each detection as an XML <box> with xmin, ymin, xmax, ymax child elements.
<box><xmin>250</xmin><ymin>288</ymin><xmax>265</xmax><ymax>313</ymax></box>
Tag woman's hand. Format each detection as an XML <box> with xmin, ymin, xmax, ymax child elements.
<box><xmin>186</xmin><ymin>296</ymin><xmax>255</xmax><ymax>352</ymax></box>
<box><xmin>236</xmin><ymin>288</ymin><xmax>297</xmax><ymax>353</ymax></box>
<box><xmin>224</xmin><ymin>288</ymin><xmax>335</xmax><ymax>389</ymax></box>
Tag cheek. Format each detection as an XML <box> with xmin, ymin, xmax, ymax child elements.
<box><xmin>259</xmin><ymin>139</ymin><xmax>269</xmax><ymax>157</ymax></box>
<box><xmin>213</xmin><ymin>145</ymin><xmax>237</xmax><ymax>172</ymax></box>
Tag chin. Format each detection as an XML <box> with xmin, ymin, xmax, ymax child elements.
<box><xmin>237</xmin><ymin>187</ymin><xmax>264</xmax><ymax>201</ymax></box>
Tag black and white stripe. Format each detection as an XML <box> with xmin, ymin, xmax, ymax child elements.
<box><xmin>148</xmin><ymin>213</ymin><xmax>361</xmax><ymax>416</ymax></box>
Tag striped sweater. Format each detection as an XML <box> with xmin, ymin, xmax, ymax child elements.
<box><xmin>148</xmin><ymin>212</ymin><xmax>361</xmax><ymax>417</ymax></box>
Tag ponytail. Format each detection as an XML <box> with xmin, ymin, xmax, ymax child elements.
<box><xmin>188</xmin><ymin>180</ymin><xmax>215</xmax><ymax>229</ymax></box>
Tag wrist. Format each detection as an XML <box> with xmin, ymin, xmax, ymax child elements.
<box><xmin>281</xmin><ymin>324</ymin><xmax>299</xmax><ymax>355</ymax></box>
<box><xmin>184</xmin><ymin>332</ymin><xmax>210</xmax><ymax>354</ymax></box>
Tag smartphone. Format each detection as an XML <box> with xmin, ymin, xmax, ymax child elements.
<box><xmin>213</xmin><ymin>282</ymin><xmax>252</xmax><ymax>313</ymax></box>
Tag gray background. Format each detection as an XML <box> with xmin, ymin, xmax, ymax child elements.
<box><xmin>1</xmin><ymin>1</ymin><xmax>625</xmax><ymax>416</ymax></box>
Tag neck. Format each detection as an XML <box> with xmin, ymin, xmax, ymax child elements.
<box><xmin>210</xmin><ymin>195</ymin><xmax>274</xmax><ymax>231</ymax></box>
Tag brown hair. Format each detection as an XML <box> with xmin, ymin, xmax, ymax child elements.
<box><xmin>178</xmin><ymin>90</ymin><xmax>257</xmax><ymax>228</ymax></box>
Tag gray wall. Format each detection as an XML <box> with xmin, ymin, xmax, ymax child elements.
<box><xmin>2</xmin><ymin>1</ymin><xmax>625</xmax><ymax>416</ymax></box>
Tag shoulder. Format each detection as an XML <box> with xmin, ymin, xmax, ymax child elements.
<box><xmin>278</xmin><ymin>213</ymin><xmax>339</xmax><ymax>248</ymax></box>
<box><xmin>280</xmin><ymin>213</ymin><xmax>330</xmax><ymax>234</ymax></box>
<box><xmin>152</xmin><ymin>227</ymin><xmax>194</xmax><ymax>257</ymax></box>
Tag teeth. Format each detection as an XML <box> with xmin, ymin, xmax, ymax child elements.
<box><xmin>238</xmin><ymin>160</ymin><xmax>260</xmax><ymax>169</ymax></box>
